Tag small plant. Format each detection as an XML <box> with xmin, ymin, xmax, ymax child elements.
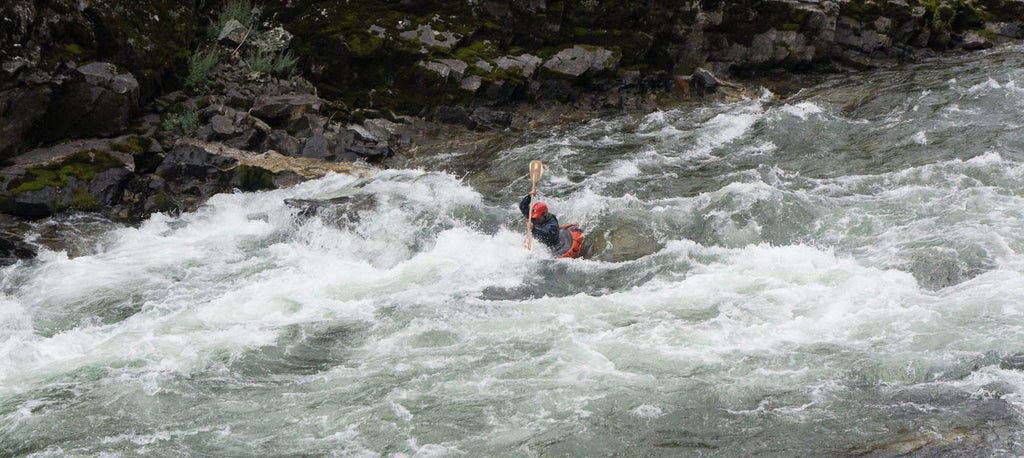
<box><xmin>161</xmin><ymin>109</ymin><xmax>200</xmax><ymax>134</ymax></box>
<box><xmin>208</xmin><ymin>0</ymin><xmax>258</xmax><ymax>38</ymax></box>
<box><xmin>246</xmin><ymin>49</ymin><xmax>299</xmax><ymax>78</ymax></box>
<box><xmin>185</xmin><ymin>49</ymin><xmax>220</xmax><ymax>88</ymax></box>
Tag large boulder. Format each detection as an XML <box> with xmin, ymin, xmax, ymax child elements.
<box><xmin>37</xmin><ymin>62</ymin><xmax>140</xmax><ymax>142</ymax></box>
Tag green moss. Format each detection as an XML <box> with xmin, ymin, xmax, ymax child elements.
<box><xmin>452</xmin><ymin>40</ymin><xmax>499</xmax><ymax>63</ymax></box>
<box><xmin>974</xmin><ymin>27</ymin><xmax>997</xmax><ymax>40</ymax></box>
<box><xmin>235</xmin><ymin>165</ymin><xmax>275</xmax><ymax>191</ymax></box>
<box><xmin>346</xmin><ymin>34</ymin><xmax>388</xmax><ymax>57</ymax></box>
<box><xmin>8</xmin><ymin>149</ymin><xmax>125</xmax><ymax>195</ymax></box>
<box><xmin>63</xmin><ymin>43</ymin><xmax>85</xmax><ymax>55</ymax></box>
<box><xmin>57</xmin><ymin>187</ymin><xmax>103</xmax><ymax>212</ymax></box>
<box><xmin>153</xmin><ymin>192</ymin><xmax>174</xmax><ymax>212</ymax></box>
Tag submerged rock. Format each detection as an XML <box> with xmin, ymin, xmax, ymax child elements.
<box><xmin>285</xmin><ymin>193</ymin><xmax>378</xmax><ymax>228</ymax></box>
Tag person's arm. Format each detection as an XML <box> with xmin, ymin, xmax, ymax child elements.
<box><xmin>519</xmin><ymin>193</ymin><xmax>533</xmax><ymax>218</ymax></box>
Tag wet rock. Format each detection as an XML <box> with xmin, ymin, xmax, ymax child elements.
<box><xmin>0</xmin><ymin>231</ymin><xmax>36</xmax><ymax>265</ymax></box>
<box><xmin>420</xmin><ymin>106</ymin><xmax>511</xmax><ymax>130</ymax></box>
<box><xmin>85</xmin><ymin>168</ymin><xmax>133</xmax><ymax>209</ymax></box>
<box><xmin>285</xmin><ymin>194</ymin><xmax>378</xmax><ymax>228</ymax></box>
<box><xmin>690</xmin><ymin>68</ymin><xmax>723</xmax><ymax>95</ymax></box>
<box><xmin>961</xmin><ymin>32</ymin><xmax>993</xmax><ymax>51</ymax></box>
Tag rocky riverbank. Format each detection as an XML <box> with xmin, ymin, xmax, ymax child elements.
<box><xmin>1</xmin><ymin>0</ymin><xmax>1022</xmax><ymax>263</ymax></box>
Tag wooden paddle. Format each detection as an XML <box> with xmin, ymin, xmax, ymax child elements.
<box><xmin>525</xmin><ymin>160</ymin><xmax>544</xmax><ymax>251</ymax></box>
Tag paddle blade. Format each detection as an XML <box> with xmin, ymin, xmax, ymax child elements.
<box><xmin>529</xmin><ymin>160</ymin><xmax>544</xmax><ymax>183</ymax></box>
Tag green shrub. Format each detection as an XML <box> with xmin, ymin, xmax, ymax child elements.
<box><xmin>246</xmin><ymin>49</ymin><xmax>299</xmax><ymax>77</ymax></box>
<box><xmin>161</xmin><ymin>109</ymin><xmax>200</xmax><ymax>134</ymax></box>
<box><xmin>208</xmin><ymin>0</ymin><xmax>258</xmax><ymax>38</ymax></box>
<box><xmin>185</xmin><ymin>49</ymin><xmax>220</xmax><ymax>88</ymax></box>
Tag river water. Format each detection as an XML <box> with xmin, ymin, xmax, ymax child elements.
<box><xmin>5</xmin><ymin>46</ymin><xmax>1024</xmax><ymax>456</ymax></box>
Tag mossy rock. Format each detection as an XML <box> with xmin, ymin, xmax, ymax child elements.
<box><xmin>235</xmin><ymin>164</ymin><xmax>275</xmax><ymax>191</ymax></box>
<box><xmin>8</xmin><ymin>149</ymin><xmax>125</xmax><ymax>195</ymax></box>
<box><xmin>56</xmin><ymin>186</ymin><xmax>103</xmax><ymax>212</ymax></box>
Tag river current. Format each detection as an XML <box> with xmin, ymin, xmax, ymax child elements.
<box><xmin>5</xmin><ymin>46</ymin><xmax>1024</xmax><ymax>456</ymax></box>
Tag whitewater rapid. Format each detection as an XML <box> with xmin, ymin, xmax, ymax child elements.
<box><xmin>6</xmin><ymin>46</ymin><xmax>1024</xmax><ymax>456</ymax></box>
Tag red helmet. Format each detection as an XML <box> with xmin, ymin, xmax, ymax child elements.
<box><xmin>530</xmin><ymin>202</ymin><xmax>548</xmax><ymax>218</ymax></box>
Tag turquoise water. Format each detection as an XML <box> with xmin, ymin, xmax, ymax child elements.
<box><xmin>5</xmin><ymin>46</ymin><xmax>1024</xmax><ymax>456</ymax></box>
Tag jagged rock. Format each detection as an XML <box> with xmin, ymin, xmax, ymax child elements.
<box><xmin>475</xmin><ymin>60</ymin><xmax>494</xmax><ymax>72</ymax></box>
<box><xmin>542</xmin><ymin>46</ymin><xmax>619</xmax><ymax>78</ymax></box>
<box><xmin>460</xmin><ymin>76</ymin><xmax>483</xmax><ymax>92</ymax></box>
<box><xmin>399</xmin><ymin>24</ymin><xmax>461</xmax><ymax>50</ymax></box>
<box><xmin>494</xmin><ymin>54</ymin><xmax>543</xmax><ymax>78</ymax></box>
<box><xmin>155</xmin><ymin>143</ymin><xmax>238</xmax><ymax>183</ymax></box>
<box><xmin>988</xmin><ymin>22</ymin><xmax>1024</xmax><ymax>39</ymax></box>
<box><xmin>85</xmin><ymin>168</ymin><xmax>133</xmax><ymax>208</ymax></box>
<box><xmin>342</xmin><ymin>145</ymin><xmax>394</xmax><ymax>162</ymax></box>
<box><xmin>251</xmin><ymin>93</ymin><xmax>325</xmax><ymax>126</ymax></box>
<box><xmin>836</xmin><ymin>17</ymin><xmax>893</xmax><ymax>54</ymax></box>
<box><xmin>223</xmin><ymin>127</ymin><xmax>266</xmax><ymax>151</ymax></box>
<box><xmin>2</xmin><ymin>57</ymin><xmax>30</xmax><ymax>79</ymax></box>
<box><xmin>420</xmin><ymin>105</ymin><xmax>512</xmax><ymax>129</ymax></box>
<box><xmin>210</xmin><ymin>114</ymin><xmax>239</xmax><ymax>136</ymax></box>
<box><xmin>690</xmin><ymin>68</ymin><xmax>723</xmax><ymax>94</ymax></box>
<box><xmin>301</xmin><ymin>134</ymin><xmax>331</xmax><ymax>159</ymax></box>
<box><xmin>419</xmin><ymin>59</ymin><xmax>469</xmax><ymax>80</ymax></box>
<box><xmin>218</xmin><ymin>19</ymin><xmax>249</xmax><ymax>46</ymax></box>
<box><xmin>267</xmin><ymin>131</ymin><xmax>303</xmax><ymax>157</ymax></box>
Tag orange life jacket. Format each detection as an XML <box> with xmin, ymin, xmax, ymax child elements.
<box><xmin>557</xmin><ymin>225</ymin><xmax>585</xmax><ymax>259</ymax></box>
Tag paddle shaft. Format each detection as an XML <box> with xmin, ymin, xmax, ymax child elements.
<box><xmin>524</xmin><ymin>161</ymin><xmax>544</xmax><ymax>250</ymax></box>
